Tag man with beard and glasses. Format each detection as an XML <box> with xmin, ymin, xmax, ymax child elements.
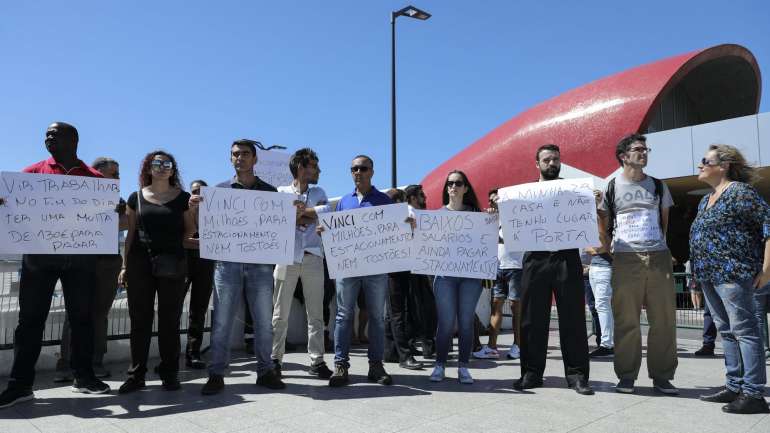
<box><xmin>513</xmin><ymin>144</ymin><xmax>593</xmax><ymax>396</ymax></box>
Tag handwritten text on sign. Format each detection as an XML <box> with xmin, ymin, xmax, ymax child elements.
<box><xmin>411</xmin><ymin>210</ymin><xmax>499</xmax><ymax>280</ymax></box>
<box><xmin>254</xmin><ymin>149</ymin><xmax>293</xmax><ymax>189</ymax></box>
<box><xmin>0</xmin><ymin>172</ymin><xmax>120</xmax><ymax>254</ymax></box>
<box><xmin>198</xmin><ymin>187</ymin><xmax>296</xmax><ymax>265</ymax></box>
<box><xmin>498</xmin><ymin>178</ymin><xmax>599</xmax><ymax>251</ymax></box>
<box><xmin>320</xmin><ymin>203</ymin><xmax>412</xmax><ymax>279</ymax></box>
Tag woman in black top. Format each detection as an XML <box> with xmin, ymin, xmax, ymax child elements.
<box><xmin>118</xmin><ymin>150</ymin><xmax>196</xmax><ymax>393</ymax></box>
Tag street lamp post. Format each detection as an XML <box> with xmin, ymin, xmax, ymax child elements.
<box><xmin>391</xmin><ymin>5</ymin><xmax>431</xmax><ymax>188</ymax></box>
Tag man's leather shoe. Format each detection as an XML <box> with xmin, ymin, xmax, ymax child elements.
<box><xmin>571</xmin><ymin>378</ymin><xmax>594</xmax><ymax>395</ymax></box>
<box><xmin>694</xmin><ymin>345</ymin><xmax>715</xmax><ymax>356</ymax></box>
<box><xmin>513</xmin><ymin>373</ymin><xmax>543</xmax><ymax>390</ymax></box>
<box><xmin>399</xmin><ymin>356</ymin><xmax>424</xmax><ymax>370</ymax></box>
<box><xmin>722</xmin><ymin>394</ymin><xmax>770</xmax><ymax>414</ymax></box>
<box><xmin>700</xmin><ymin>388</ymin><xmax>738</xmax><ymax>403</ymax></box>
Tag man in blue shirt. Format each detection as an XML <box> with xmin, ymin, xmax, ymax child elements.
<box><xmin>328</xmin><ymin>155</ymin><xmax>394</xmax><ymax>387</ymax></box>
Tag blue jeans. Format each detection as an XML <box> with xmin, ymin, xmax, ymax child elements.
<box><xmin>209</xmin><ymin>261</ymin><xmax>275</xmax><ymax>376</ymax></box>
<box><xmin>702</xmin><ymin>280</ymin><xmax>767</xmax><ymax>398</ymax></box>
<box><xmin>433</xmin><ymin>276</ymin><xmax>483</xmax><ymax>365</ymax></box>
<box><xmin>588</xmin><ymin>264</ymin><xmax>614</xmax><ymax>348</ymax></box>
<box><xmin>334</xmin><ymin>274</ymin><xmax>388</xmax><ymax>368</ymax></box>
<box><xmin>753</xmin><ymin>285</ymin><xmax>770</xmax><ymax>352</ymax></box>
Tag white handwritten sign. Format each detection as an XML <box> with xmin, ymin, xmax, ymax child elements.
<box><xmin>411</xmin><ymin>210</ymin><xmax>499</xmax><ymax>279</ymax></box>
<box><xmin>498</xmin><ymin>178</ymin><xmax>599</xmax><ymax>252</ymax></box>
<box><xmin>615</xmin><ymin>209</ymin><xmax>661</xmax><ymax>243</ymax></box>
<box><xmin>0</xmin><ymin>172</ymin><xmax>120</xmax><ymax>254</ymax></box>
<box><xmin>198</xmin><ymin>186</ymin><xmax>296</xmax><ymax>265</ymax></box>
<box><xmin>320</xmin><ymin>203</ymin><xmax>413</xmax><ymax>279</ymax></box>
<box><xmin>254</xmin><ymin>149</ymin><xmax>293</xmax><ymax>189</ymax></box>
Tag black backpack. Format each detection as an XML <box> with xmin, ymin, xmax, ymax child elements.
<box><xmin>605</xmin><ymin>176</ymin><xmax>663</xmax><ymax>240</ymax></box>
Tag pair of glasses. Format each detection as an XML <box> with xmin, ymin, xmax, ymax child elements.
<box><xmin>350</xmin><ymin>166</ymin><xmax>370</xmax><ymax>173</ymax></box>
<box><xmin>446</xmin><ymin>180</ymin><xmax>465</xmax><ymax>188</ymax></box>
<box><xmin>700</xmin><ymin>158</ymin><xmax>721</xmax><ymax>167</ymax></box>
<box><xmin>628</xmin><ymin>147</ymin><xmax>651</xmax><ymax>154</ymax></box>
<box><xmin>151</xmin><ymin>160</ymin><xmax>174</xmax><ymax>170</ymax></box>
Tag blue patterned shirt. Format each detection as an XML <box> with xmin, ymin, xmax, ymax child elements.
<box><xmin>689</xmin><ymin>182</ymin><xmax>770</xmax><ymax>285</ymax></box>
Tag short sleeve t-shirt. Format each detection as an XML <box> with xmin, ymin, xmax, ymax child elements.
<box><xmin>128</xmin><ymin>189</ymin><xmax>190</xmax><ymax>255</ymax></box>
<box><xmin>599</xmin><ymin>175</ymin><xmax>673</xmax><ymax>253</ymax></box>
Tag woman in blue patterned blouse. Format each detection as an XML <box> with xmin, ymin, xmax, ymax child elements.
<box><xmin>690</xmin><ymin>144</ymin><xmax>770</xmax><ymax>414</ymax></box>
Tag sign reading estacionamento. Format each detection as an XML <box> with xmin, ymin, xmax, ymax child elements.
<box><xmin>0</xmin><ymin>172</ymin><xmax>120</xmax><ymax>254</ymax></box>
<box><xmin>498</xmin><ymin>178</ymin><xmax>599</xmax><ymax>252</ymax></box>
<box><xmin>411</xmin><ymin>209</ymin><xmax>499</xmax><ymax>280</ymax></box>
<box><xmin>320</xmin><ymin>203</ymin><xmax>413</xmax><ymax>279</ymax></box>
<box><xmin>198</xmin><ymin>186</ymin><xmax>297</xmax><ymax>265</ymax></box>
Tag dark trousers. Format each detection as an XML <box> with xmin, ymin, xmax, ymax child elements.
<box><xmin>9</xmin><ymin>254</ymin><xmax>97</xmax><ymax>389</ymax></box>
<box><xmin>702</xmin><ymin>303</ymin><xmax>717</xmax><ymax>346</ymax></box>
<box><xmin>59</xmin><ymin>254</ymin><xmax>122</xmax><ymax>368</ymax></box>
<box><xmin>126</xmin><ymin>248</ymin><xmax>186</xmax><ymax>379</ymax></box>
<box><xmin>519</xmin><ymin>250</ymin><xmax>590</xmax><ymax>380</ymax></box>
<box><xmin>408</xmin><ymin>274</ymin><xmax>437</xmax><ymax>351</ymax></box>
<box><xmin>584</xmin><ymin>276</ymin><xmax>601</xmax><ymax>345</ymax></box>
<box><xmin>385</xmin><ymin>272</ymin><xmax>412</xmax><ymax>362</ymax></box>
<box><xmin>323</xmin><ymin>258</ymin><xmax>336</xmax><ymax>327</ymax></box>
<box><xmin>184</xmin><ymin>248</ymin><xmax>214</xmax><ymax>356</ymax></box>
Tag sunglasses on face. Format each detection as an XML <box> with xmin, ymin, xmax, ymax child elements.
<box><xmin>446</xmin><ymin>180</ymin><xmax>465</xmax><ymax>188</ymax></box>
<box><xmin>700</xmin><ymin>158</ymin><xmax>721</xmax><ymax>167</ymax></box>
<box><xmin>350</xmin><ymin>166</ymin><xmax>370</xmax><ymax>173</ymax></box>
<box><xmin>151</xmin><ymin>160</ymin><xmax>174</xmax><ymax>170</ymax></box>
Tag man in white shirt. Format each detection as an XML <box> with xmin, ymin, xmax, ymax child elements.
<box><xmin>271</xmin><ymin>148</ymin><xmax>333</xmax><ymax>379</ymax></box>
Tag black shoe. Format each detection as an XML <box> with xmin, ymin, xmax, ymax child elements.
<box><xmin>513</xmin><ymin>373</ymin><xmax>543</xmax><ymax>390</ymax></box>
<box><xmin>653</xmin><ymin>379</ymin><xmax>679</xmax><ymax>395</ymax></box>
<box><xmin>329</xmin><ymin>364</ymin><xmax>349</xmax><ymax>387</ymax></box>
<box><xmin>694</xmin><ymin>345</ymin><xmax>715</xmax><ymax>357</ymax></box>
<box><xmin>186</xmin><ymin>354</ymin><xmax>206</xmax><ymax>370</ymax></box>
<box><xmin>201</xmin><ymin>374</ymin><xmax>225</xmax><ymax>395</ymax></box>
<box><xmin>309</xmin><ymin>362</ymin><xmax>333</xmax><ymax>379</ymax></box>
<box><xmin>615</xmin><ymin>378</ymin><xmax>635</xmax><ymax>394</ymax></box>
<box><xmin>272</xmin><ymin>359</ymin><xmax>282</xmax><ymax>378</ymax></box>
<box><xmin>722</xmin><ymin>394</ymin><xmax>770</xmax><ymax>414</ymax></box>
<box><xmin>72</xmin><ymin>377</ymin><xmax>111</xmax><ymax>394</ymax></box>
<box><xmin>161</xmin><ymin>376</ymin><xmax>181</xmax><ymax>391</ymax></box>
<box><xmin>256</xmin><ymin>370</ymin><xmax>286</xmax><ymax>390</ymax></box>
<box><xmin>399</xmin><ymin>356</ymin><xmax>424</xmax><ymax>370</ymax></box>
<box><xmin>589</xmin><ymin>346</ymin><xmax>614</xmax><ymax>358</ymax></box>
<box><xmin>368</xmin><ymin>361</ymin><xmax>393</xmax><ymax>385</ymax></box>
<box><xmin>0</xmin><ymin>387</ymin><xmax>33</xmax><ymax>409</ymax></box>
<box><xmin>700</xmin><ymin>388</ymin><xmax>739</xmax><ymax>403</ymax></box>
<box><xmin>569</xmin><ymin>378</ymin><xmax>595</xmax><ymax>396</ymax></box>
<box><xmin>118</xmin><ymin>377</ymin><xmax>146</xmax><ymax>394</ymax></box>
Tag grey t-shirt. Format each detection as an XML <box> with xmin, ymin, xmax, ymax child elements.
<box><xmin>599</xmin><ymin>174</ymin><xmax>673</xmax><ymax>253</ymax></box>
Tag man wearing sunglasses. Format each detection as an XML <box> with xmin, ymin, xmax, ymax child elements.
<box><xmin>598</xmin><ymin>133</ymin><xmax>678</xmax><ymax>396</ymax></box>
<box><xmin>0</xmin><ymin>122</ymin><xmax>111</xmax><ymax>409</ymax></box>
<box><xmin>327</xmin><ymin>155</ymin><xmax>394</xmax><ymax>387</ymax></box>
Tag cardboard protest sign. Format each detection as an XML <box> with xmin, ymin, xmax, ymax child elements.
<box><xmin>320</xmin><ymin>203</ymin><xmax>413</xmax><ymax>279</ymax></box>
<box><xmin>198</xmin><ymin>186</ymin><xmax>296</xmax><ymax>264</ymax></box>
<box><xmin>498</xmin><ymin>178</ymin><xmax>599</xmax><ymax>252</ymax></box>
<box><xmin>254</xmin><ymin>149</ymin><xmax>293</xmax><ymax>189</ymax></box>
<box><xmin>411</xmin><ymin>209</ymin><xmax>499</xmax><ymax>280</ymax></box>
<box><xmin>0</xmin><ymin>172</ymin><xmax>120</xmax><ymax>254</ymax></box>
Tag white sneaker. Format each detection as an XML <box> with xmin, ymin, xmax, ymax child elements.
<box><xmin>458</xmin><ymin>367</ymin><xmax>474</xmax><ymax>384</ymax></box>
<box><xmin>472</xmin><ymin>345</ymin><xmax>500</xmax><ymax>359</ymax></box>
<box><xmin>507</xmin><ymin>344</ymin><xmax>520</xmax><ymax>359</ymax></box>
<box><xmin>429</xmin><ymin>365</ymin><xmax>445</xmax><ymax>382</ymax></box>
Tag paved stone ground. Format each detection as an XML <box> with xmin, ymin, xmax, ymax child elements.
<box><xmin>0</xmin><ymin>331</ymin><xmax>769</xmax><ymax>433</ymax></box>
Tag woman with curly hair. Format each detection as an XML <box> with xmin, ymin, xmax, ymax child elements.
<box><xmin>118</xmin><ymin>150</ymin><xmax>196</xmax><ymax>393</ymax></box>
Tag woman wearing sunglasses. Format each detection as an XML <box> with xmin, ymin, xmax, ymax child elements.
<box><xmin>118</xmin><ymin>150</ymin><xmax>196</xmax><ymax>393</ymax></box>
<box><xmin>690</xmin><ymin>144</ymin><xmax>770</xmax><ymax>414</ymax></box>
<box><xmin>429</xmin><ymin>170</ymin><xmax>484</xmax><ymax>384</ymax></box>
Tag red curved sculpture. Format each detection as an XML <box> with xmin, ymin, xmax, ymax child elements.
<box><xmin>420</xmin><ymin>44</ymin><xmax>761</xmax><ymax>209</ymax></box>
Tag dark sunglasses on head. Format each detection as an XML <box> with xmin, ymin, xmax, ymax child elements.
<box><xmin>350</xmin><ymin>165</ymin><xmax>370</xmax><ymax>173</ymax></box>
<box><xmin>446</xmin><ymin>180</ymin><xmax>465</xmax><ymax>188</ymax></box>
<box><xmin>701</xmin><ymin>158</ymin><xmax>721</xmax><ymax>167</ymax></box>
<box><xmin>151</xmin><ymin>160</ymin><xmax>174</xmax><ymax>170</ymax></box>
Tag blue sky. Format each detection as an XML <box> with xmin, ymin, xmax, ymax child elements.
<box><xmin>2</xmin><ymin>1</ymin><xmax>769</xmax><ymax>197</ymax></box>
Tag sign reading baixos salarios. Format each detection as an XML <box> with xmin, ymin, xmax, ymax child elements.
<box><xmin>498</xmin><ymin>178</ymin><xmax>599</xmax><ymax>252</ymax></box>
<box><xmin>320</xmin><ymin>203</ymin><xmax>413</xmax><ymax>279</ymax></box>
<box><xmin>0</xmin><ymin>172</ymin><xmax>120</xmax><ymax>254</ymax></box>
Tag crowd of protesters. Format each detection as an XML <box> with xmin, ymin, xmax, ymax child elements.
<box><xmin>0</xmin><ymin>122</ymin><xmax>768</xmax><ymax>415</ymax></box>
